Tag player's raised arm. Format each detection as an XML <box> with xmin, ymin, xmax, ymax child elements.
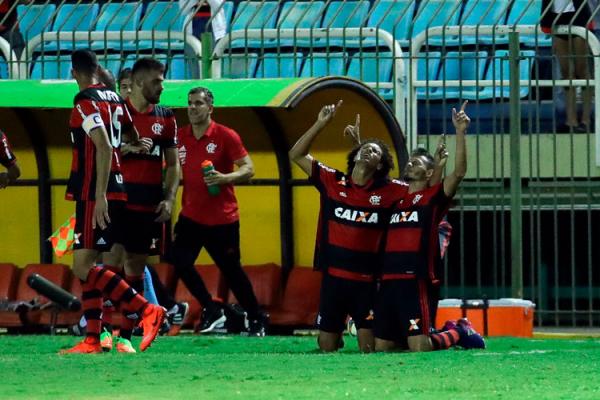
<box><xmin>289</xmin><ymin>100</ymin><xmax>343</xmax><ymax>176</ymax></box>
<box><xmin>430</xmin><ymin>133</ymin><xmax>448</xmax><ymax>185</ymax></box>
<box><xmin>444</xmin><ymin>101</ymin><xmax>469</xmax><ymax>197</ymax></box>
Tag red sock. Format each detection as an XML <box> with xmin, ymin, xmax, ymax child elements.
<box><xmin>101</xmin><ymin>265</ymin><xmax>122</xmax><ymax>328</ymax></box>
<box><xmin>87</xmin><ymin>266</ymin><xmax>148</xmax><ymax>316</ymax></box>
<box><xmin>80</xmin><ymin>279</ymin><xmax>102</xmax><ymax>340</ymax></box>
<box><xmin>119</xmin><ymin>274</ymin><xmax>145</xmax><ymax>340</ymax></box>
<box><xmin>430</xmin><ymin>329</ymin><xmax>460</xmax><ymax>350</ymax></box>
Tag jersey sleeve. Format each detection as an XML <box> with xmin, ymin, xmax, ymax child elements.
<box><xmin>432</xmin><ymin>182</ymin><xmax>453</xmax><ymax>222</ymax></box>
<box><xmin>225</xmin><ymin>128</ymin><xmax>248</xmax><ymax>162</ymax></box>
<box><xmin>0</xmin><ymin>131</ymin><xmax>17</xmax><ymax>168</ymax></box>
<box><xmin>308</xmin><ymin>160</ymin><xmax>342</xmax><ymax>192</ymax></box>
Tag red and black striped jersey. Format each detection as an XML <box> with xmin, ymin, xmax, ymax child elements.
<box><xmin>0</xmin><ymin>130</ymin><xmax>17</xmax><ymax>168</ymax></box>
<box><xmin>66</xmin><ymin>84</ymin><xmax>132</xmax><ymax>202</ymax></box>
<box><xmin>121</xmin><ymin>100</ymin><xmax>177</xmax><ymax>210</ymax></box>
<box><xmin>310</xmin><ymin>160</ymin><xmax>408</xmax><ymax>278</ymax></box>
<box><xmin>382</xmin><ymin>182</ymin><xmax>452</xmax><ymax>281</ymax></box>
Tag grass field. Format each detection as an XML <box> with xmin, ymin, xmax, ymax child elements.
<box><xmin>1</xmin><ymin>334</ymin><xmax>599</xmax><ymax>399</ymax></box>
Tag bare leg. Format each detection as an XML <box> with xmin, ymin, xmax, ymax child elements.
<box><xmin>73</xmin><ymin>248</ymin><xmax>100</xmax><ymax>280</ymax></box>
<box><xmin>318</xmin><ymin>331</ymin><xmax>342</xmax><ymax>352</ymax></box>
<box><xmin>375</xmin><ymin>338</ymin><xmax>400</xmax><ymax>352</ymax></box>
<box><xmin>407</xmin><ymin>334</ymin><xmax>434</xmax><ymax>352</ymax></box>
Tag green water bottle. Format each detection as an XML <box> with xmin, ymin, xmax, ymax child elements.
<box><xmin>201</xmin><ymin>160</ymin><xmax>221</xmax><ymax>196</ymax></box>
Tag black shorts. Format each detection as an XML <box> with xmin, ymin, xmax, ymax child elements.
<box><xmin>74</xmin><ymin>200</ymin><xmax>126</xmax><ymax>252</ymax></box>
<box><xmin>114</xmin><ymin>208</ymin><xmax>164</xmax><ymax>255</ymax></box>
<box><xmin>317</xmin><ymin>272</ymin><xmax>376</xmax><ymax>334</ymax></box>
<box><xmin>374</xmin><ymin>278</ymin><xmax>440</xmax><ymax>342</ymax></box>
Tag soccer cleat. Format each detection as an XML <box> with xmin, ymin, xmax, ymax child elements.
<box><xmin>139</xmin><ymin>304</ymin><xmax>166</xmax><ymax>352</ymax></box>
<box><xmin>248</xmin><ymin>312</ymin><xmax>269</xmax><ymax>337</ymax></box>
<box><xmin>169</xmin><ymin>302</ymin><xmax>190</xmax><ymax>326</ymax></box>
<box><xmin>100</xmin><ymin>329</ymin><xmax>113</xmax><ymax>352</ymax></box>
<box><xmin>59</xmin><ymin>337</ymin><xmax>103</xmax><ymax>354</ymax></box>
<box><xmin>455</xmin><ymin>318</ymin><xmax>486</xmax><ymax>349</ymax></box>
<box><xmin>197</xmin><ymin>307</ymin><xmax>226</xmax><ymax>333</ymax></box>
<box><xmin>115</xmin><ymin>337</ymin><xmax>136</xmax><ymax>353</ymax></box>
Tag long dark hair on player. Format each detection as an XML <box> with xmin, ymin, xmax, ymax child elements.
<box><xmin>346</xmin><ymin>138</ymin><xmax>394</xmax><ymax>181</ymax></box>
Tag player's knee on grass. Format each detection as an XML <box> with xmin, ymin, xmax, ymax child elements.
<box><xmin>318</xmin><ymin>331</ymin><xmax>342</xmax><ymax>352</ymax></box>
<box><xmin>407</xmin><ymin>334</ymin><xmax>434</xmax><ymax>352</ymax></box>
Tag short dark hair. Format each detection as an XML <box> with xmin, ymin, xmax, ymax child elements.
<box><xmin>410</xmin><ymin>147</ymin><xmax>435</xmax><ymax>169</ymax></box>
<box><xmin>346</xmin><ymin>138</ymin><xmax>394</xmax><ymax>181</ymax></box>
<box><xmin>131</xmin><ymin>57</ymin><xmax>165</xmax><ymax>80</ymax></box>
<box><xmin>97</xmin><ymin>67</ymin><xmax>116</xmax><ymax>91</ymax></box>
<box><xmin>118</xmin><ymin>67</ymin><xmax>132</xmax><ymax>83</ymax></box>
<box><xmin>189</xmin><ymin>87</ymin><xmax>214</xmax><ymax>106</ymax></box>
<box><xmin>71</xmin><ymin>49</ymin><xmax>98</xmax><ymax>76</ymax></box>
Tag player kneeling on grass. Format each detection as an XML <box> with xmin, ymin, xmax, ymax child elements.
<box><xmin>375</xmin><ymin>101</ymin><xmax>485</xmax><ymax>352</ymax></box>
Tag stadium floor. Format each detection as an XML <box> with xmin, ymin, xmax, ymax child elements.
<box><xmin>1</xmin><ymin>335</ymin><xmax>599</xmax><ymax>399</ymax></box>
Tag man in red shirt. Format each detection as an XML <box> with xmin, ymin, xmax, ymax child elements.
<box><xmin>0</xmin><ymin>129</ymin><xmax>20</xmax><ymax>188</ymax></box>
<box><xmin>172</xmin><ymin>86</ymin><xmax>267</xmax><ymax>335</ymax></box>
<box><xmin>61</xmin><ymin>49</ymin><xmax>165</xmax><ymax>354</ymax></box>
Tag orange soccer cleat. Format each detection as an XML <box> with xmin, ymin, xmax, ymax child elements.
<box><xmin>139</xmin><ymin>304</ymin><xmax>166</xmax><ymax>352</ymax></box>
<box><xmin>59</xmin><ymin>337</ymin><xmax>103</xmax><ymax>354</ymax></box>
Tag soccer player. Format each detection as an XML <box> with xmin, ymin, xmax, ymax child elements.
<box><xmin>0</xmin><ymin>129</ymin><xmax>20</xmax><ymax>188</ymax></box>
<box><xmin>101</xmin><ymin>57</ymin><xmax>181</xmax><ymax>352</ymax></box>
<box><xmin>61</xmin><ymin>49</ymin><xmax>165</xmax><ymax>354</ymax></box>
<box><xmin>170</xmin><ymin>87</ymin><xmax>268</xmax><ymax>336</ymax></box>
<box><xmin>375</xmin><ymin>101</ymin><xmax>485</xmax><ymax>352</ymax></box>
<box><xmin>289</xmin><ymin>101</ymin><xmax>408</xmax><ymax>352</ymax></box>
<box><xmin>117</xmin><ymin>68</ymin><xmax>133</xmax><ymax>99</ymax></box>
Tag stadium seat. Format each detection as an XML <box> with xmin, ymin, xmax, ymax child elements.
<box><xmin>314</xmin><ymin>0</ymin><xmax>371</xmax><ymax>47</ymax></box>
<box><xmin>122</xmin><ymin>53</ymin><xmax>137</xmax><ymax>70</ymax></box>
<box><xmin>134</xmin><ymin>1</ymin><xmax>185</xmax><ymax>51</ymax></box>
<box><xmin>152</xmin><ymin>263</ymin><xmax>177</xmax><ymax>296</ymax></box>
<box><xmin>412</xmin><ymin>51</ymin><xmax>442</xmax><ymax>99</ymax></box>
<box><xmin>229</xmin><ymin>1</ymin><xmax>280</xmax><ymax>48</ymax></box>
<box><xmin>430</xmin><ymin>0</ymin><xmax>510</xmax><ymax>46</ymax></box>
<box><xmin>260</xmin><ymin>1</ymin><xmax>325</xmax><ymax>47</ymax></box>
<box><xmin>223</xmin><ymin>1</ymin><xmax>235</xmax><ymax>27</ymax></box>
<box><xmin>269</xmin><ymin>267</ymin><xmax>321</xmax><ymax>327</ymax></box>
<box><xmin>91</xmin><ymin>3</ymin><xmax>143</xmax><ymax>50</ymax></box>
<box><xmin>167</xmin><ymin>54</ymin><xmax>194</xmax><ymax>80</ymax></box>
<box><xmin>426</xmin><ymin>51</ymin><xmax>488</xmax><ymax>100</ymax></box>
<box><xmin>174</xmin><ymin>265</ymin><xmax>226</xmax><ymax>327</ymax></box>
<box><xmin>97</xmin><ymin>53</ymin><xmax>123</xmax><ymax>76</ymax></box>
<box><xmin>0</xmin><ymin>57</ymin><xmax>8</xmax><ymax>79</ymax></box>
<box><xmin>411</xmin><ymin>0</ymin><xmax>462</xmax><ymax>45</ymax></box>
<box><xmin>254</xmin><ymin>52</ymin><xmax>303</xmax><ymax>78</ymax></box>
<box><xmin>220</xmin><ymin>53</ymin><xmax>259</xmax><ymax>78</ymax></box>
<box><xmin>17</xmin><ymin>4</ymin><xmax>56</xmax><ymax>42</ymax></box>
<box><xmin>300</xmin><ymin>52</ymin><xmax>347</xmax><ymax>77</ymax></box>
<box><xmin>466</xmin><ymin>50</ymin><xmax>536</xmax><ymax>100</ymax></box>
<box><xmin>0</xmin><ymin>263</ymin><xmax>20</xmax><ymax>301</ymax></box>
<box><xmin>30</xmin><ymin>55</ymin><xmax>72</xmax><ymax>79</ymax></box>
<box><xmin>346</xmin><ymin>51</ymin><xmax>393</xmax><ymax>98</ymax></box>
<box><xmin>43</xmin><ymin>4</ymin><xmax>100</xmax><ymax>51</ymax></box>
<box><xmin>0</xmin><ymin>264</ymin><xmax>70</xmax><ymax>328</ymax></box>
<box><xmin>507</xmin><ymin>0</ymin><xmax>551</xmax><ymax>47</ymax></box>
<box><xmin>226</xmin><ymin>263</ymin><xmax>281</xmax><ymax>309</ymax></box>
<box><xmin>359</xmin><ymin>0</ymin><xmax>415</xmax><ymax>48</ymax></box>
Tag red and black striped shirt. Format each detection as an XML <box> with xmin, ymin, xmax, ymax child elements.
<box><xmin>0</xmin><ymin>130</ymin><xmax>16</xmax><ymax>168</ymax></box>
<box><xmin>382</xmin><ymin>182</ymin><xmax>452</xmax><ymax>281</ymax></box>
<box><xmin>310</xmin><ymin>160</ymin><xmax>408</xmax><ymax>280</ymax></box>
<box><xmin>121</xmin><ymin>100</ymin><xmax>177</xmax><ymax>211</ymax></box>
<box><xmin>66</xmin><ymin>84</ymin><xmax>131</xmax><ymax>202</ymax></box>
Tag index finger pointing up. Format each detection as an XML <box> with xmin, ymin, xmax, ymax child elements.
<box><xmin>355</xmin><ymin>114</ymin><xmax>360</xmax><ymax>128</ymax></box>
<box><xmin>460</xmin><ymin>100</ymin><xmax>468</xmax><ymax>112</ymax></box>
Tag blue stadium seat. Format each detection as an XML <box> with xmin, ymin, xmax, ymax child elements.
<box><xmin>17</xmin><ymin>4</ymin><xmax>56</xmax><ymax>42</ymax></box>
<box><xmin>315</xmin><ymin>1</ymin><xmax>371</xmax><ymax>47</ymax></box>
<box><xmin>412</xmin><ymin>52</ymin><xmax>442</xmax><ymax>99</ymax></box>
<box><xmin>300</xmin><ymin>52</ymin><xmax>347</xmax><ymax>77</ymax></box>
<box><xmin>411</xmin><ymin>0</ymin><xmax>462</xmax><ymax>45</ymax></box>
<box><xmin>135</xmin><ymin>2</ymin><xmax>185</xmax><ymax>51</ymax></box>
<box><xmin>97</xmin><ymin>53</ymin><xmax>123</xmax><ymax>76</ymax></box>
<box><xmin>346</xmin><ymin>51</ymin><xmax>393</xmax><ymax>98</ymax></box>
<box><xmin>167</xmin><ymin>54</ymin><xmax>194</xmax><ymax>80</ymax></box>
<box><xmin>42</xmin><ymin>4</ymin><xmax>100</xmax><ymax>51</ymax></box>
<box><xmin>263</xmin><ymin>1</ymin><xmax>325</xmax><ymax>47</ymax></box>
<box><xmin>360</xmin><ymin>0</ymin><xmax>415</xmax><ymax>48</ymax></box>
<box><xmin>91</xmin><ymin>3</ymin><xmax>143</xmax><ymax>50</ymax></box>
<box><xmin>229</xmin><ymin>2</ymin><xmax>280</xmax><ymax>48</ymax></box>
<box><xmin>507</xmin><ymin>0</ymin><xmax>551</xmax><ymax>47</ymax></box>
<box><xmin>30</xmin><ymin>55</ymin><xmax>72</xmax><ymax>79</ymax></box>
<box><xmin>427</xmin><ymin>51</ymin><xmax>488</xmax><ymax>100</ymax></box>
<box><xmin>221</xmin><ymin>53</ymin><xmax>259</xmax><ymax>78</ymax></box>
<box><xmin>430</xmin><ymin>0</ymin><xmax>510</xmax><ymax>46</ymax></box>
<box><xmin>255</xmin><ymin>52</ymin><xmax>303</xmax><ymax>78</ymax></box>
<box><xmin>469</xmin><ymin>50</ymin><xmax>536</xmax><ymax>99</ymax></box>
<box><xmin>223</xmin><ymin>1</ymin><xmax>235</xmax><ymax>27</ymax></box>
<box><xmin>0</xmin><ymin>57</ymin><xmax>8</xmax><ymax>79</ymax></box>
<box><xmin>122</xmin><ymin>53</ymin><xmax>137</xmax><ymax>70</ymax></box>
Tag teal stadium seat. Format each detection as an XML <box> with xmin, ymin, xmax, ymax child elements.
<box><xmin>428</xmin><ymin>51</ymin><xmax>488</xmax><ymax>100</ymax></box>
<box><xmin>263</xmin><ymin>1</ymin><xmax>325</xmax><ymax>47</ymax></box>
<box><xmin>0</xmin><ymin>57</ymin><xmax>7</xmax><ymax>79</ymax></box>
<box><xmin>43</xmin><ymin>4</ymin><xmax>100</xmax><ymax>51</ymax></box>
<box><xmin>221</xmin><ymin>53</ymin><xmax>259</xmax><ymax>78</ymax></box>
<box><xmin>411</xmin><ymin>0</ymin><xmax>461</xmax><ymax>45</ymax></box>
<box><xmin>430</xmin><ymin>0</ymin><xmax>510</xmax><ymax>46</ymax></box>
<box><xmin>30</xmin><ymin>55</ymin><xmax>72</xmax><ymax>79</ymax></box>
<box><xmin>167</xmin><ymin>54</ymin><xmax>194</xmax><ymax>80</ymax></box>
<box><xmin>412</xmin><ymin>51</ymin><xmax>442</xmax><ymax>99</ymax></box>
<box><xmin>97</xmin><ymin>53</ymin><xmax>124</xmax><ymax>76</ymax></box>
<box><xmin>229</xmin><ymin>2</ymin><xmax>280</xmax><ymax>48</ymax></box>
<box><xmin>359</xmin><ymin>0</ymin><xmax>415</xmax><ymax>48</ymax></box>
<box><xmin>507</xmin><ymin>0</ymin><xmax>551</xmax><ymax>47</ymax></box>
<box><xmin>91</xmin><ymin>3</ymin><xmax>142</xmax><ymax>50</ymax></box>
<box><xmin>254</xmin><ymin>52</ymin><xmax>303</xmax><ymax>78</ymax></box>
<box><xmin>315</xmin><ymin>1</ymin><xmax>370</xmax><ymax>47</ymax></box>
<box><xmin>134</xmin><ymin>2</ymin><xmax>185</xmax><ymax>51</ymax></box>
<box><xmin>122</xmin><ymin>53</ymin><xmax>137</xmax><ymax>70</ymax></box>
<box><xmin>300</xmin><ymin>52</ymin><xmax>347</xmax><ymax>77</ymax></box>
<box><xmin>346</xmin><ymin>51</ymin><xmax>393</xmax><ymax>98</ymax></box>
<box><xmin>17</xmin><ymin>4</ymin><xmax>56</xmax><ymax>42</ymax></box>
<box><xmin>223</xmin><ymin>1</ymin><xmax>234</xmax><ymax>27</ymax></box>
